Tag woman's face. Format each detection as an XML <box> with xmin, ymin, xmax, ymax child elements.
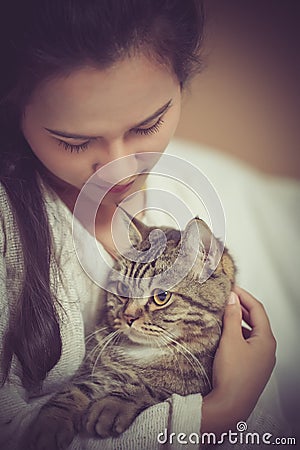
<box><xmin>21</xmin><ymin>54</ymin><xmax>182</xmax><ymax>203</ymax></box>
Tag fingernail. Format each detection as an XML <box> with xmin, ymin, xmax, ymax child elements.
<box><xmin>228</xmin><ymin>292</ymin><xmax>238</xmax><ymax>305</ymax></box>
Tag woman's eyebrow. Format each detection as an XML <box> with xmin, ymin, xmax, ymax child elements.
<box><xmin>44</xmin><ymin>99</ymin><xmax>172</xmax><ymax>140</ymax></box>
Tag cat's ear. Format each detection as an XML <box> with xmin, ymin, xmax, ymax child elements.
<box><xmin>182</xmin><ymin>218</ymin><xmax>223</xmax><ymax>280</ymax></box>
<box><xmin>114</xmin><ymin>205</ymin><xmax>148</xmax><ymax>248</ymax></box>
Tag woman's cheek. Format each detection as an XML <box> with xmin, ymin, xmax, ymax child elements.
<box><xmin>29</xmin><ymin>137</ymin><xmax>90</xmax><ymax>187</ymax></box>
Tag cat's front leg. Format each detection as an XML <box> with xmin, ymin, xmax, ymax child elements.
<box><xmin>25</xmin><ymin>408</ymin><xmax>75</xmax><ymax>450</ymax></box>
<box><xmin>82</xmin><ymin>395</ymin><xmax>146</xmax><ymax>438</ymax></box>
<box><xmin>25</xmin><ymin>387</ymin><xmax>90</xmax><ymax>450</ymax></box>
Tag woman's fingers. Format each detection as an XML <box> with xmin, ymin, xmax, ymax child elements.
<box><xmin>241</xmin><ymin>304</ymin><xmax>251</xmax><ymax>328</ymax></box>
<box><xmin>223</xmin><ymin>287</ymin><xmax>276</xmax><ymax>354</ymax></box>
<box><xmin>206</xmin><ymin>286</ymin><xmax>277</xmax><ymax>433</ymax></box>
<box><xmin>223</xmin><ymin>292</ymin><xmax>252</xmax><ymax>341</ymax></box>
<box><xmin>241</xmin><ymin>326</ymin><xmax>252</xmax><ymax>340</ymax></box>
<box><xmin>222</xmin><ymin>292</ymin><xmax>243</xmax><ymax>340</ymax></box>
<box><xmin>233</xmin><ymin>285</ymin><xmax>274</xmax><ymax>338</ymax></box>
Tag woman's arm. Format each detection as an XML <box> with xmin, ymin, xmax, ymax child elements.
<box><xmin>65</xmin><ymin>286</ymin><xmax>277</xmax><ymax>450</ymax></box>
<box><xmin>0</xmin><ymin>230</ymin><xmax>57</xmax><ymax>450</ymax></box>
<box><xmin>66</xmin><ymin>287</ymin><xmax>277</xmax><ymax>450</ymax></box>
<box><xmin>201</xmin><ymin>287</ymin><xmax>276</xmax><ymax>435</ymax></box>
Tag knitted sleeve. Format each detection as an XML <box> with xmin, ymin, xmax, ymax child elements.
<box><xmin>69</xmin><ymin>393</ymin><xmax>203</xmax><ymax>450</ymax></box>
<box><xmin>0</xmin><ymin>188</ymin><xmax>56</xmax><ymax>450</ymax></box>
<box><xmin>0</xmin><ymin>185</ymin><xmax>203</xmax><ymax>450</ymax></box>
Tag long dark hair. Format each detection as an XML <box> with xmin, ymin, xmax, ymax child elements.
<box><xmin>0</xmin><ymin>0</ymin><xmax>205</xmax><ymax>389</ymax></box>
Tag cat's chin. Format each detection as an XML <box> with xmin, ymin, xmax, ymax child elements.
<box><xmin>124</xmin><ymin>328</ymin><xmax>152</xmax><ymax>345</ymax></box>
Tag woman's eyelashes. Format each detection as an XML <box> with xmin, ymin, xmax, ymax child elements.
<box><xmin>134</xmin><ymin>117</ymin><xmax>164</xmax><ymax>136</ymax></box>
<box><xmin>57</xmin><ymin>117</ymin><xmax>165</xmax><ymax>153</ymax></box>
<box><xmin>58</xmin><ymin>140</ymin><xmax>90</xmax><ymax>153</ymax></box>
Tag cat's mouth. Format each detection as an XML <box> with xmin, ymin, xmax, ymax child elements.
<box><xmin>122</xmin><ymin>324</ymin><xmax>170</xmax><ymax>347</ymax></box>
<box><xmin>121</xmin><ymin>326</ymin><xmax>155</xmax><ymax>345</ymax></box>
<box><xmin>124</xmin><ymin>327</ymin><xmax>148</xmax><ymax>344</ymax></box>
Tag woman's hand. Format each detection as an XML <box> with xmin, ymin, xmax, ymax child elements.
<box><xmin>201</xmin><ymin>286</ymin><xmax>276</xmax><ymax>434</ymax></box>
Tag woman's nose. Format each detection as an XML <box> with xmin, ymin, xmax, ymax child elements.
<box><xmin>106</xmin><ymin>138</ymin><xmax>130</xmax><ymax>161</ymax></box>
<box><xmin>93</xmin><ymin>139</ymin><xmax>138</xmax><ymax>184</ymax></box>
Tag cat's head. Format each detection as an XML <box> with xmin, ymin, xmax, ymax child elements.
<box><xmin>105</xmin><ymin>213</ymin><xmax>236</xmax><ymax>353</ymax></box>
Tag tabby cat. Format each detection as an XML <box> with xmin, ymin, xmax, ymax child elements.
<box><xmin>27</xmin><ymin>214</ymin><xmax>236</xmax><ymax>450</ymax></box>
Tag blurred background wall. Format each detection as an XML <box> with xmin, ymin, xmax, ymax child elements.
<box><xmin>175</xmin><ymin>0</ymin><xmax>300</xmax><ymax>179</ymax></box>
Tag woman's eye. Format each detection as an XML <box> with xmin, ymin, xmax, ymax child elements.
<box><xmin>56</xmin><ymin>116</ymin><xmax>164</xmax><ymax>153</ymax></box>
<box><xmin>134</xmin><ymin>117</ymin><xmax>164</xmax><ymax>136</ymax></box>
<box><xmin>58</xmin><ymin>140</ymin><xmax>90</xmax><ymax>153</ymax></box>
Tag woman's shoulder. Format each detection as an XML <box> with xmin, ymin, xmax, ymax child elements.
<box><xmin>0</xmin><ymin>181</ymin><xmax>12</xmax><ymax>209</ymax></box>
<box><xmin>167</xmin><ymin>138</ymin><xmax>259</xmax><ymax>185</ymax></box>
<box><xmin>37</xmin><ymin>175</ymin><xmax>74</xmax><ymax>225</ymax></box>
<box><xmin>0</xmin><ymin>182</ymin><xmax>22</xmax><ymax>261</ymax></box>
<box><xmin>0</xmin><ymin>182</ymin><xmax>16</xmax><ymax>233</ymax></box>
<box><xmin>0</xmin><ymin>177</ymin><xmax>73</xmax><ymax>251</ymax></box>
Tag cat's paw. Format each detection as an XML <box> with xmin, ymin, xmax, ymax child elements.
<box><xmin>24</xmin><ymin>408</ymin><xmax>75</xmax><ymax>450</ymax></box>
<box><xmin>83</xmin><ymin>395</ymin><xmax>140</xmax><ymax>438</ymax></box>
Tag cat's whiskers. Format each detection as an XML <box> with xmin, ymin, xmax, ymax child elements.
<box><xmin>151</xmin><ymin>334</ymin><xmax>171</xmax><ymax>358</ymax></box>
<box><xmin>86</xmin><ymin>340</ymin><xmax>103</xmax><ymax>361</ymax></box>
<box><xmin>91</xmin><ymin>331</ymin><xmax>121</xmax><ymax>376</ymax></box>
<box><xmin>209</xmin><ymin>316</ymin><xmax>222</xmax><ymax>336</ymax></box>
<box><xmin>202</xmin><ymin>317</ymin><xmax>222</xmax><ymax>360</ymax></box>
<box><xmin>87</xmin><ymin>329</ymin><xmax>116</xmax><ymax>360</ymax></box>
<box><xmin>163</xmin><ymin>330</ymin><xmax>211</xmax><ymax>390</ymax></box>
<box><xmin>85</xmin><ymin>326</ymin><xmax>108</xmax><ymax>344</ymax></box>
<box><xmin>164</xmin><ymin>334</ymin><xmax>201</xmax><ymax>379</ymax></box>
<box><xmin>91</xmin><ymin>330</ymin><xmax>122</xmax><ymax>376</ymax></box>
<box><xmin>158</xmin><ymin>334</ymin><xmax>186</xmax><ymax>391</ymax></box>
<box><xmin>114</xmin><ymin>329</ymin><xmax>123</xmax><ymax>346</ymax></box>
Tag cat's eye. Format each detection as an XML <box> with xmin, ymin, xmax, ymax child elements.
<box><xmin>152</xmin><ymin>289</ymin><xmax>171</xmax><ymax>306</ymax></box>
<box><xmin>117</xmin><ymin>281</ymin><xmax>129</xmax><ymax>298</ymax></box>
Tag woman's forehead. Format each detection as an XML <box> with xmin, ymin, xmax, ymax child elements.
<box><xmin>25</xmin><ymin>54</ymin><xmax>179</xmax><ymax>135</ymax></box>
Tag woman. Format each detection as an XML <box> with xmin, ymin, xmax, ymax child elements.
<box><xmin>0</xmin><ymin>1</ymin><xmax>277</xmax><ymax>449</ymax></box>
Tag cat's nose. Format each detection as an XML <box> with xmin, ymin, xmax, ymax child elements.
<box><xmin>124</xmin><ymin>314</ymin><xmax>139</xmax><ymax>327</ymax></box>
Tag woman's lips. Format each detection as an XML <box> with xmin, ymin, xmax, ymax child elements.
<box><xmin>90</xmin><ymin>177</ymin><xmax>137</xmax><ymax>193</ymax></box>
<box><xmin>109</xmin><ymin>179</ymin><xmax>136</xmax><ymax>193</ymax></box>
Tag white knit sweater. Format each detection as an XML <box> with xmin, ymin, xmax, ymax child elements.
<box><xmin>0</xmin><ymin>139</ymin><xmax>296</xmax><ymax>449</ymax></box>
